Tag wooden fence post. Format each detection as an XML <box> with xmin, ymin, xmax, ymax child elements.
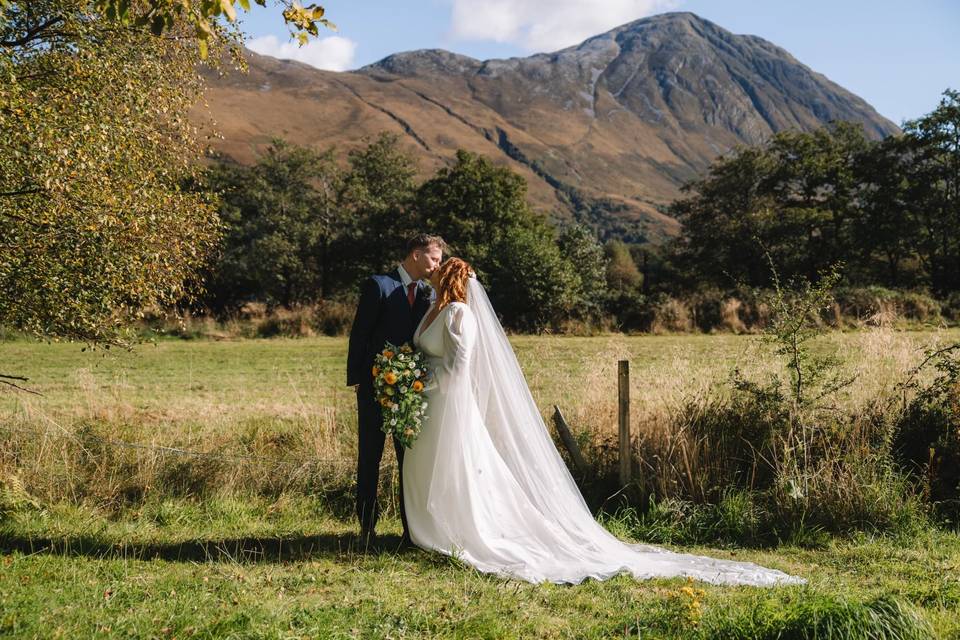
<box><xmin>552</xmin><ymin>405</ymin><xmax>589</xmax><ymax>475</ymax></box>
<box><xmin>618</xmin><ymin>359</ymin><xmax>631</xmax><ymax>486</ymax></box>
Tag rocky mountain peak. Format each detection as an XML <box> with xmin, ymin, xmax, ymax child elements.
<box><xmin>360</xmin><ymin>49</ymin><xmax>481</xmax><ymax>77</ymax></box>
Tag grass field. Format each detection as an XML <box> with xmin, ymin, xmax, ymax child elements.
<box><xmin>2</xmin><ymin>503</ymin><xmax>958</xmax><ymax>639</ymax></box>
<box><xmin>7</xmin><ymin>328</ymin><xmax>960</xmax><ymax>436</ymax></box>
<box><xmin>3</xmin><ymin>330</ymin><xmax>960</xmax><ymax>638</ymax></box>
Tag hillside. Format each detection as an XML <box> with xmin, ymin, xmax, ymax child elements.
<box><xmin>196</xmin><ymin>12</ymin><xmax>898</xmax><ymax>242</ymax></box>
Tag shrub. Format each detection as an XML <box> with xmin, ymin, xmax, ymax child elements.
<box><xmin>832</xmin><ymin>287</ymin><xmax>943</xmax><ymax>328</ymax></box>
<box><xmin>941</xmin><ymin>292</ymin><xmax>960</xmax><ymax>322</ymax></box>
<box><xmin>649</xmin><ymin>295</ymin><xmax>694</xmax><ymax>333</ymax></box>
<box><xmin>255</xmin><ymin>305</ymin><xmax>316</xmax><ymax>338</ymax></box>
<box><xmin>0</xmin><ymin>474</ymin><xmax>40</xmax><ymax>523</ymax></box>
<box><xmin>311</xmin><ymin>299</ymin><xmax>355</xmax><ymax>336</ymax></box>
<box><xmin>892</xmin><ymin>343</ymin><xmax>960</xmax><ymax>521</ymax></box>
<box><xmin>720</xmin><ymin>297</ymin><xmax>749</xmax><ymax>333</ymax></box>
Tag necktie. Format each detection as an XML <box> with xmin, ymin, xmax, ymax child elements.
<box><xmin>407</xmin><ymin>282</ymin><xmax>417</xmax><ymax>307</ymax></box>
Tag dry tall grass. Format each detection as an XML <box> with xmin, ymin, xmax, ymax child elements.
<box><xmin>524</xmin><ymin>328</ymin><xmax>955</xmax><ymax>535</ymax></box>
<box><xmin>131</xmin><ymin>286</ymin><xmax>953</xmax><ymax>341</ymax></box>
<box><xmin>2</xmin><ymin>329</ymin><xmax>958</xmax><ymax>534</ymax></box>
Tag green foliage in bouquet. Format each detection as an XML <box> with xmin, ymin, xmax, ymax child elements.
<box><xmin>372</xmin><ymin>341</ymin><xmax>430</xmax><ymax>448</ymax></box>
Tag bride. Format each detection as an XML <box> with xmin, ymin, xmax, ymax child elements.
<box><xmin>403</xmin><ymin>257</ymin><xmax>805</xmax><ymax>587</ymax></box>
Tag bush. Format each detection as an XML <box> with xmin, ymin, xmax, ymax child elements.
<box><xmin>311</xmin><ymin>299</ymin><xmax>355</xmax><ymax>336</ymax></box>
<box><xmin>832</xmin><ymin>287</ymin><xmax>943</xmax><ymax>327</ymax></box>
<box><xmin>134</xmin><ymin>300</ymin><xmax>356</xmax><ymax>339</ymax></box>
<box><xmin>608</xmin><ymin>260</ymin><xmax>930</xmax><ymax>542</ymax></box>
<box><xmin>942</xmin><ymin>292</ymin><xmax>960</xmax><ymax>322</ymax></box>
<box><xmin>892</xmin><ymin>343</ymin><xmax>960</xmax><ymax>522</ymax></box>
<box><xmin>255</xmin><ymin>305</ymin><xmax>316</xmax><ymax>338</ymax></box>
<box><xmin>719</xmin><ymin>297</ymin><xmax>749</xmax><ymax>333</ymax></box>
<box><xmin>602</xmin><ymin>490</ymin><xmax>765</xmax><ymax>547</ymax></box>
<box><xmin>649</xmin><ymin>295</ymin><xmax>694</xmax><ymax>333</ymax></box>
<box><xmin>605</xmin><ymin>290</ymin><xmax>651</xmax><ymax>332</ymax></box>
<box><xmin>0</xmin><ymin>474</ymin><xmax>40</xmax><ymax>523</ymax></box>
<box><xmin>687</xmin><ymin>288</ymin><xmax>725</xmax><ymax>332</ymax></box>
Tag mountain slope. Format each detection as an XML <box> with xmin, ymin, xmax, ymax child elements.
<box><xmin>196</xmin><ymin>12</ymin><xmax>898</xmax><ymax>242</ymax></box>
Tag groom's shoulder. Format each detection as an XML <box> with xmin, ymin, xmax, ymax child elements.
<box><xmin>367</xmin><ymin>272</ymin><xmax>399</xmax><ymax>289</ymax></box>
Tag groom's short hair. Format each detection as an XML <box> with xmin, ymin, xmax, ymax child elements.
<box><xmin>406</xmin><ymin>233</ymin><xmax>447</xmax><ymax>255</ymax></box>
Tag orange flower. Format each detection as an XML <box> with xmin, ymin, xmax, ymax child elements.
<box><xmin>400</xmin><ymin>345</ymin><xmax>413</xmax><ymax>353</ymax></box>
<box><xmin>379</xmin><ymin>397</ymin><xmax>391</xmax><ymax>407</ymax></box>
<box><xmin>384</xmin><ymin>371</ymin><xmax>398</xmax><ymax>385</ymax></box>
<box><xmin>382</xmin><ymin>349</ymin><xmax>395</xmax><ymax>359</ymax></box>
<box><xmin>412</xmin><ymin>380</ymin><xmax>424</xmax><ymax>392</ymax></box>
<box><xmin>403</xmin><ymin>428</ymin><xmax>415</xmax><ymax>437</ymax></box>
<box><xmin>372</xmin><ymin>366</ymin><xmax>380</xmax><ymax>378</ymax></box>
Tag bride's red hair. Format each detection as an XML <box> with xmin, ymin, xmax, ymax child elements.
<box><xmin>435</xmin><ymin>258</ymin><xmax>473</xmax><ymax>310</ymax></box>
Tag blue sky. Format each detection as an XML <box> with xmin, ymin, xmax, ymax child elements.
<box><xmin>238</xmin><ymin>0</ymin><xmax>958</xmax><ymax>125</ymax></box>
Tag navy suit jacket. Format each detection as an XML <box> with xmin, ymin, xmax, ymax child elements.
<box><xmin>347</xmin><ymin>268</ymin><xmax>433</xmax><ymax>389</ymax></box>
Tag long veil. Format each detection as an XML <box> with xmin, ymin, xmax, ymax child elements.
<box><xmin>465</xmin><ymin>277</ymin><xmax>615</xmax><ymax>541</ymax></box>
<box><xmin>459</xmin><ymin>276</ymin><xmax>805</xmax><ymax>586</ymax></box>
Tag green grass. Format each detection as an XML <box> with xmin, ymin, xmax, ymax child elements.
<box><xmin>1</xmin><ymin>499</ymin><xmax>958</xmax><ymax>639</ymax></box>
<box><xmin>6</xmin><ymin>329</ymin><xmax>959</xmax><ymax>419</ymax></box>
<box><xmin>4</xmin><ymin>331</ymin><xmax>960</xmax><ymax>638</ymax></box>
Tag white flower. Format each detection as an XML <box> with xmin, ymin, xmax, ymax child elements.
<box><xmin>422</xmin><ymin>402</ymin><xmax>428</xmax><ymax>409</ymax></box>
<box><xmin>392</xmin><ymin>404</ymin><xmax>399</xmax><ymax>412</ymax></box>
<box><xmin>414</xmin><ymin>369</ymin><xmax>421</xmax><ymax>376</ymax></box>
<box><xmin>400</xmin><ymin>386</ymin><xmax>407</xmax><ymax>393</ymax></box>
<box><xmin>390</xmin><ymin>418</ymin><xmax>397</xmax><ymax>425</ymax></box>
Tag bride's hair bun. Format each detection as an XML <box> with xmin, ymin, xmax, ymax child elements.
<box><xmin>436</xmin><ymin>257</ymin><xmax>473</xmax><ymax>307</ymax></box>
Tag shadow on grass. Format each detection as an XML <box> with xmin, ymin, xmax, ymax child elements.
<box><xmin>0</xmin><ymin>531</ymin><xmax>418</xmax><ymax>563</ymax></box>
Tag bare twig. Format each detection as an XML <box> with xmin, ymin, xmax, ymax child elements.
<box><xmin>0</xmin><ymin>188</ymin><xmax>43</xmax><ymax>198</ymax></box>
<box><xmin>0</xmin><ymin>373</ymin><xmax>42</xmax><ymax>396</ymax></box>
<box><xmin>0</xmin><ymin>16</ymin><xmax>65</xmax><ymax>48</ymax></box>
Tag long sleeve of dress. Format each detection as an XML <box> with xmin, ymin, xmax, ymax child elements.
<box><xmin>439</xmin><ymin>303</ymin><xmax>476</xmax><ymax>393</ymax></box>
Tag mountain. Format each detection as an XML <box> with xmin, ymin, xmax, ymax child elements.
<box><xmin>195</xmin><ymin>12</ymin><xmax>899</xmax><ymax>243</ymax></box>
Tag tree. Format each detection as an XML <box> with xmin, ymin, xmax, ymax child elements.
<box><xmin>489</xmin><ymin>227</ymin><xmax>580</xmax><ymax>331</ymax></box>
<box><xmin>901</xmin><ymin>89</ymin><xmax>960</xmax><ymax>295</ymax></box>
<box><xmin>0</xmin><ymin>1</ymin><xmax>333</xmax><ymax>60</ymax></box>
<box><xmin>605</xmin><ymin>240</ymin><xmax>642</xmax><ymax>293</ymax></box>
<box><xmin>669</xmin><ymin>146</ymin><xmax>778</xmax><ymax>289</ymax></box>
<box><xmin>670</xmin><ymin>123</ymin><xmax>877</xmax><ymax>290</ymax></box>
<box><xmin>337</xmin><ymin>132</ymin><xmax>419</xmax><ymax>286</ymax></box>
<box><xmin>557</xmin><ymin>224</ymin><xmax>608</xmax><ymax>319</ymax></box>
<box><xmin>602</xmin><ymin>240</ymin><xmax>646</xmax><ymax>329</ymax></box>
<box><xmin>417</xmin><ymin>150</ymin><xmax>578</xmax><ymax>330</ymax></box>
<box><xmin>202</xmin><ymin>140</ymin><xmax>342</xmax><ymax>310</ymax></box>
<box><xmin>854</xmin><ymin>135</ymin><xmax>920</xmax><ymax>287</ymax></box>
<box><xmin>0</xmin><ymin>1</ymin><xmax>221</xmax><ymax>348</ymax></box>
<box><xmin>764</xmin><ymin>122</ymin><xmax>870</xmax><ymax>280</ymax></box>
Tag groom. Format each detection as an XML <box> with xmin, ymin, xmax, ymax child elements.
<box><xmin>346</xmin><ymin>233</ymin><xmax>445</xmax><ymax>549</ymax></box>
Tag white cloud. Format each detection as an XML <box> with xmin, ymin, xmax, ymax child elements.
<box><xmin>247</xmin><ymin>34</ymin><xmax>357</xmax><ymax>72</ymax></box>
<box><xmin>448</xmin><ymin>0</ymin><xmax>681</xmax><ymax>52</ymax></box>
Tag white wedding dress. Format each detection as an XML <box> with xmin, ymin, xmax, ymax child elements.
<box><xmin>403</xmin><ymin>278</ymin><xmax>805</xmax><ymax>586</ymax></box>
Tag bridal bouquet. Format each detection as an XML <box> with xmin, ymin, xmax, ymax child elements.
<box><xmin>372</xmin><ymin>341</ymin><xmax>430</xmax><ymax>448</ymax></box>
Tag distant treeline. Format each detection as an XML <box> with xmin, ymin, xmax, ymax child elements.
<box><xmin>191</xmin><ymin>136</ymin><xmax>606</xmax><ymax>332</ymax></box>
<box><xmin>666</xmin><ymin>89</ymin><xmax>960</xmax><ymax>297</ymax></box>
<box><xmin>187</xmin><ymin>89</ymin><xmax>960</xmax><ymax>332</ymax></box>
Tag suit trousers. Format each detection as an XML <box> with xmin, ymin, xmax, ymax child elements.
<box><xmin>356</xmin><ymin>384</ymin><xmax>409</xmax><ymax>537</ymax></box>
